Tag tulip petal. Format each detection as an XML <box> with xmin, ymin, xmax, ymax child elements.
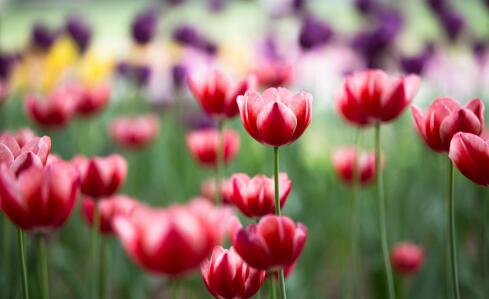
<box><xmin>449</xmin><ymin>133</ymin><xmax>489</xmax><ymax>186</ymax></box>
<box><xmin>439</xmin><ymin>109</ymin><xmax>482</xmax><ymax>148</ymax></box>
<box><xmin>256</xmin><ymin>102</ymin><xmax>297</xmax><ymax>147</ymax></box>
<box><xmin>465</xmin><ymin>98</ymin><xmax>485</xmax><ymax>129</ymax></box>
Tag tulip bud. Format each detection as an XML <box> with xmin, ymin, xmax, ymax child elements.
<box><xmin>391</xmin><ymin>242</ymin><xmax>424</xmax><ymax>276</ymax></box>
<box><xmin>109</xmin><ymin>114</ymin><xmax>160</xmax><ymax>149</ymax></box>
<box><xmin>186</xmin><ymin>128</ymin><xmax>240</xmax><ymax>167</ymax></box>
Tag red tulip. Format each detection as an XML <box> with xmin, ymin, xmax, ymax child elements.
<box><xmin>202</xmin><ymin>246</ymin><xmax>266</xmax><ymax>299</ymax></box>
<box><xmin>336</xmin><ymin>69</ymin><xmax>420</xmax><ymax>127</ymax></box>
<box><xmin>109</xmin><ymin>114</ymin><xmax>160</xmax><ymax>149</ymax></box>
<box><xmin>75</xmin><ymin>84</ymin><xmax>110</xmax><ymax>116</ymax></box>
<box><xmin>232</xmin><ymin>215</ymin><xmax>307</xmax><ymax>271</ymax></box>
<box><xmin>81</xmin><ymin>195</ymin><xmax>141</xmax><ymax>234</ymax></box>
<box><xmin>237</xmin><ymin>87</ymin><xmax>312</xmax><ymax>147</ymax></box>
<box><xmin>331</xmin><ymin>147</ymin><xmax>383</xmax><ymax>186</ymax></box>
<box><xmin>201</xmin><ymin>177</ymin><xmax>234</xmax><ymax>204</ymax></box>
<box><xmin>0</xmin><ymin>160</ymin><xmax>79</xmax><ymax>232</ymax></box>
<box><xmin>391</xmin><ymin>242</ymin><xmax>424</xmax><ymax>276</ymax></box>
<box><xmin>113</xmin><ymin>199</ymin><xmax>229</xmax><ymax>276</ymax></box>
<box><xmin>449</xmin><ymin>132</ymin><xmax>489</xmax><ymax>186</ymax></box>
<box><xmin>412</xmin><ymin>97</ymin><xmax>484</xmax><ymax>152</ymax></box>
<box><xmin>230</xmin><ymin>172</ymin><xmax>292</xmax><ymax>218</ymax></box>
<box><xmin>25</xmin><ymin>87</ymin><xmax>77</xmax><ymax>128</ymax></box>
<box><xmin>187</xmin><ymin>68</ymin><xmax>256</xmax><ymax>118</ymax></box>
<box><xmin>11</xmin><ymin>128</ymin><xmax>37</xmax><ymax>148</ymax></box>
<box><xmin>252</xmin><ymin>60</ymin><xmax>293</xmax><ymax>88</ymax></box>
<box><xmin>186</xmin><ymin>128</ymin><xmax>240</xmax><ymax>167</ymax></box>
<box><xmin>72</xmin><ymin>154</ymin><xmax>127</xmax><ymax>198</ymax></box>
<box><xmin>0</xmin><ymin>133</ymin><xmax>51</xmax><ymax>175</ymax></box>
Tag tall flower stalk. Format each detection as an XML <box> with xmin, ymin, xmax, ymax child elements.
<box><xmin>215</xmin><ymin>119</ymin><xmax>224</xmax><ymax>205</ymax></box>
<box><xmin>91</xmin><ymin>204</ymin><xmax>101</xmax><ymax>299</ymax></box>
<box><xmin>273</xmin><ymin>146</ymin><xmax>287</xmax><ymax>299</ymax></box>
<box><xmin>447</xmin><ymin>160</ymin><xmax>460</xmax><ymax>299</ymax></box>
<box><xmin>39</xmin><ymin>236</ymin><xmax>49</xmax><ymax>299</ymax></box>
<box><xmin>17</xmin><ymin>228</ymin><xmax>30</xmax><ymax>299</ymax></box>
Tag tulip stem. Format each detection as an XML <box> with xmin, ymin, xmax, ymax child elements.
<box><xmin>215</xmin><ymin>119</ymin><xmax>224</xmax><ymax>205</ymax></box>
<box><xmin>17</xmin><ymin>228</ymin><xmax>30</xmax><ymax>299</ymax></box>
<box><xmin>448</xmin><ymin>161</ymin><xmax>460</xmax><ymax>299</ymax></box>
<box><xmin>273</xmin><ymin>146</ymin><xmax>287</xmax><ymax>299</ymax></box>
<box><xmin>92</xmin><ymin>203</ymin><xmax>100</xmax><ymax>299</ymax></box>
<box><xmin>374</xmin><ymin>124</ymin><xmax>395</xmax><ymax>299</ymax></box>
<box><xmin>39</xmin><ymin>236</ymin><xmax>49</xmax><ymax>299</ymax></box>
<box><xmin>269</xmin><ymin>274</ymin><xmax>277</xmax><ymax>299</ymax></box>
<box><xmin>99</xmin><ymin>237</ymin><xmax>109</xmax><ymax>299</ymax></box>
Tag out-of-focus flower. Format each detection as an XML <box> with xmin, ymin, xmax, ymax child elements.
<box><xmin>252</xmin><ymin>58</ymin><xmax>293</xmax><ymax>88</ymax></box>
<box><xmin>298</xmin><ymin>16</ymin><xmax>333</xmax><ymax>51</ymax></box>
<box><xmin>0</xmin><ymin>134</ymin><xmax>51</xmax><ymax>175</ymax></box>
<box><xmin>238</xmin><ymin>88</ymin><xmax>312</xmax><ymax>147</ymax></box>
<box><xmin>172</xmin><ymin>25</ymin><xmax>218</xmax><ymax>55</ymax></box>
<box><xmin>74</xmin><ymin>84</ymin><xmax>111</xmax><ymax>116</ymax></box>
<box><xmin>65</xmin><ymin>15</ymin><xmax>92</xmax><ymax>53</ymax></box>
<box><xmin>354</xmin><ymin>0</ymin><xmax>380</xmax><ymax>15</ymax></box>
<box><xmin>335</xmin><ymin>69</ymin><xmax>420</xmax><ymax>127</ymax></box>
<box><xmin>187</xmin><ymin>68</ymin><xmax>255</xmax><ymax>118</ymax></box>
<box><xmin>81</xmin><ymin>195</ymin><xmax>141</xmax><ymax>234</ymax></box>
<box><xmin>200</xmin><ymin>177</ymin><xmax>234</xmax><ymax>204</ymax></box>
<box><xmin>0</xmin><ymin>52</ymin><xmax>16</xmax><ymax>80</ymax></box>
<box><xmin>232</xmin><ymin>215</ymin><xmax>307</xmax><ymax>271</ymax></box>
<box><xmin>230</xmin><ymin>173</ymin><xmax>292</xmax><ymax>218</ymax></box>
<box><xmin>412</xmin><ymin>98</ymin><xmax>484</xmax><ymax>152</ymax></box>
<box><xmin>72</xmin><ymin>154</ymin><xmax>127</xmax><ymax>198</ymax></box>
<box><xmin>25</xmin><ymin>87</ymin><xmax>77</xmax><ymax>128</ymax></box>
<box><xmin>331</xmin><ymin>147</ymin><xmax>382</xmax><ymax>186</ymax></box>
<box><xmin>425</xmin><ymin>0</ymin><xmax>465</xmax><ymax>42</ymax></box>
<box><xmin>109</xmin><ymin>114</ymin><xmax>160</xmax><ymax>149</ymax></box>
<box><xmin>208</xmin><ymin>0</ymin><xmax>227</xmax><ymax>12</ymax></box>
<box><xmin>260</xmin><ymin>0</ymin><xmax>307</xmax><ymax>17</ymax></box>
<box><xmin>184</xmin><ymin>111</ymin><xmax>216</xmax><ymax>130</ymax></box>
<box><xmin>116</xmin><ymin>62</ymin><xmax>151</xmax><ymax>87</ymax></box>
<box><xmin>449</xmin><ymin>132</ymin><xmax>489</xmax><ymax>186</ymax></box>
<box><xmin>202</xmin><ymin>246</ymin><xmax>266</xmax><ymax>299</ymax></box>
<box><xmin>473</xmin><ymin>39</ymin><xmax>487</xmax><ymax>65</ymax></box>
<box><xmin>400</xmin><ymin>44</ymin><xmax>434</xmax><ymax>75</ymax></box>
<box><xmin>113</xmin><ymin>199</ymin><xmax>228</xmax><ymax>276</ymax></box>
<box><xmin>77</xmin><ymin>51</ymin><xmax>114</xmax><ymax>87</ymax></box>
<box><xmin>30</xmin><ymin>22</ymin><xmax>58</xmax><ymax>51</ymax></box>
<box><xmin>391</xmin><ymin>242</ymin><xmax>424</xmax><ymax>276</ymax></box>
<box><xmin>186</xmin><ymin>128</ymin><xmax>240</xmax><ymax>167</ymax></box>
<box><xmin>9</xmin><ymin>128</ymin><xmax>37</xmax><ymax>148</ymax></box>
<box><xmin>41</xmin><ymin>37</ymin><xmax>79</xmax><ymax>91</ymax></box>
<box><xmin>0</xmin><ymin>160</ymin><xmax>79</xmax><ymax>232</ymax></box>
<box><xmin>131</xmin><ymin>9</ymin><xmax>158</xmax><ymax>45</ymax></box>
<box><xmin>171</xmin><ymin>63</ymin><xmax>187</xmax><ymax>89</ymax></box>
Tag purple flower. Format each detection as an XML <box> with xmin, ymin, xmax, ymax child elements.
<box><xmin>208</xmin><ymin>0</ymin><xmax>226</xmax><ymax>12</ymax></box>
<box><xmin>298</xmin><ymin>16</ymin><xmax>333</xmax><ymax>50</ymax></box>
<box><xmin>439</xmin><ymin>9</ymin><xmax>465</xmax><ymax>41</ymax></box>
<box><xmin>473</xmin><ymin>39</ymin><xmax>487</xmax><ymax>64</ymax></box>
<box><xmin>30</xmin><ymin>22</ymin><xmax>58</xmax><ymax>50</ymax></box>
<box><xmin>354</xmin><ymin>0</ymin><xmax>380</xmax><ymax>16</ymax></box>
<box><xmin>0</xmin><ymin>52</ymin><xmax>15</xmax><ymax>80</ymax></box>
<box><xmin>131</xmin><ymin>9</ymin><xmax>158</xmax><ymax>45</ymax></box>
<box><xmin>132</xmin><ymin>65</ymin><xmax>152</xmax><ymax>86</ymax></box>
<box><xmin>172</xmin><ymin>25</ymin><xmax>218</xmax><ymax>55</ymax></box>
<box><xmin>171</xmin><ymin>64</ymin><xmax>187</xmax><ymax>89</ymax></box>
<box><xmin>399</xmin><ymin>44</ymin><xmax>434</xmax><ymax>75</ymax></box>
<box><xmin>65</xmin><ymin>16</ymin><xmax>92</xmax><ymax>53</ymax></box>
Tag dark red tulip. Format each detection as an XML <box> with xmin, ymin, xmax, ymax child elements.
<box><xmin>202</xmin><ymin>246</ymin><xmax>266</xmax><ymax>299</ymax></box>
<box><xmin>336</xmin><ymin>69</ymin><xmax>420</xmax><ymax>127</ymax></box>
<box><xmin>81</xmin><ymin>195</ymin><xmax>141</xmax><ymax>234</ymax></box>
<box><xmin>186</xmin><ymin>128</ymin><xmax>240</xmax><ymax>167</ymax></box>
<box><xmin>232</xmin><ymin>215</ymin><xmax>307</xmax><ymax>271</ymax></box>
<box><xmin>237</xmin><ymin>87</ymin><xmax>312</xmax><ymax>147</ymax></box>
<box><xmin>25</xmin><ymin>87</ymin><xmax>77</xmax><ymax>128</ymax></box>
<box><xmin>449</xmin><ymin>132</ymin><xmax>489</xmax><ymax>186</ymax></box>
<box><xmin>109</xmin><ymin>114</ymin><xmax>159</xmax><ymax>149</ymax></box>
<box><xmin>113</xmin><ymin>199</ymin><xmax>229</xmax><ymax>276</ymax></box>
<box><xmin>391</xmin><ymin>241</ymin><xmax>424</xmax><ymax>276</ymax></box>
<box><xmin>331</xmin><ymin>147</ymin><xmax>383</xmax><ymax>186</ymax></box>
<box><xmin>200</xmin><ymin>177</ymin><xmax>233</xmax><ymax>204</ymax></box>
<box><xmin>412</xmin><ymin>97</ymin><xmax>484</xmax><ymax>152</ymax></box>
<box><xmin>0</xmin><ymin>133</ymin><xmax>51</xmax><ymax>175</ymax></box>
<box><xmin>230</xmin><ymin>172</ymin><xmax>292</xmax><ymax>218</ymax></box>
<box><xmin>75</xmin><ymin>84</ymin><xmax>110</xmax><ymax>116</ymax></box>
<box><xmin>72</xmin><ymin>154</ymin><xmax>127</xmax><ymax>198</ymax></box>
<box><xmin>187</xmin><ymin>68</ymin><xmax>256</xmax><ymax>118</ymax></box>
<box><xmin>0</xmin><ymin>160</ymin><xmax>79</xmax><ymax>232</ymax></box>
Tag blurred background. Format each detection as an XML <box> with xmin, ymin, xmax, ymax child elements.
<box><xmin>0</xmin><ymin>0</ymin><xmax>488</xmax><ymax>298</ymax></box>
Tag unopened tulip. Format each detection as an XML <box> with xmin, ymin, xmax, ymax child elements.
<box><xmin>230</xmin><ymin>172</ymin><xmax>292</xmax><ymax>218</ymax></box>
<box><xmin>449</xmin><ymin>132</ymin><xmax>489</xmax><ymax>186</ymax></box>
<box><xmin>202</xmin><ymin>246</ymin><xmax>266</xmax><ymax>299</ymax></box>
<box><xmin>75</xmin><ymin>84</ymin><xmax>111</xmax><ymax>116</ymax></box>
<box><xmin>187</xmin><ymin>68</ymin><xmax>255</xmax><ymax>118</ymax></box>
<box><xmin>109</xmin><ymin>114</ymin><xmax>159</xmax><ymax>149</ymax></box>
<box><xmin>0</xmin><ymin>134</ymin><xmax>51</xmax><ymax>174</ymax></box>
<box><xmin>412</xmin><ymin>97</ymin><xmax>484</xmax><ymax>152</ymax></box>
<box><xmin>232</xmin><ymin>215</ymin><xmax>307</xmax><ymax>271</ymax></box>
<box><xmin>200</xmin><ymin>177</ymin><xmax>233</xmax><ymax>204</ymax></box>
<box><xmin>0</xmin><ymin>160</ymin><xmax>79</xmax><ymax>232</ymax></box>
<box><xmin>25</xmin><ymin>87</ymin><xmax>77</xmax><ymax>128</ymax></box>
<box><xmin>81</xmin><ymin>195</ymin><xmax>141</xmax><ymax>234</ymax></box>
<box><xmin>113</xmin><ymin>199</ymin><xmax>228</xmax><ymax>276</ymax></box>
<box><xmin>336</xmin><ymin>69</ymin><xmax>420</xmax><ymax>127</ymax></box>
<box><xmin>331</xmin><ymin>147</ymin><xmax>383</xmax><ymax>186</ymax></box>
<box><xmin>391</xmin><ymin>242</ymin><xmax>424</xmax><ymax>276</ymax></box>
<box><xmin>72</xmin><ymin>154</ymin><xmax>127</xmax><ymax>198</ymax></box>
<box><xmin>186</xmin><ymin>128</ymin><xmax>240</xmax><ymax>167</ymax></box>
<box><xmin>237</xmin><ymin>87</ymin><xmax>312</xmax><ymax>147</ymax></box>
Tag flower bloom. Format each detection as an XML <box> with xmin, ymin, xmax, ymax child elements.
<box><xmin>252</xmin><ymin>59</ymin><xmax>293</xmax><ymax>88</ymax></box>
<box><xmin>10</xmin><ymin>128</ymin><xmax>37</xmax><ymax>148</ymax></box>
<box><xmin>232</xmin><ymin>215</ymin><xmax>307</xmax><ymax>271</ymax></box>
<box><xmin>81</xmin><ymin>195</ymin><xmax>141</xmax><ymax>234</ymax></box>
<box><xmin>412</xmin><ymin>97</ymin><xmax>484</xmax><ymax>152</ymax></box>
<box><xmin>113</xmin><ymin>199</ymin><xmax>229</xmax><ymax>276</ymax></box>
<box><xmin>187</xmin><ymin>68</ymin><xmax>255</xmax><ymax>118</ymax></box>
<box><xmin>75</xmin><ymin>84</ymin><xmax>111</xmax><ymax>116</ymax></box>
<box><xmin>131</xmin><ymin>9</ymin><xmax>158</xmax><ymax>45</ymax></box>
<box><xmin>0</xmin><ymin>160</ymin><xmax>79</xmax><ymax>232</ymax></box>
<box><xmin>72</xmin><ymin>154</ymin><xmax>127</xmax><ymax>198</ymax></box>
<box><xmin>200</xmin><ymin>177</ymin><xmax>233</xmax><ymax>204</ymax></box>
<box><xmin>0</xmin><ymin>133</ymin><xmax>51</xmax><ymax>175</ymax></box>
<box><xmin>230</xmin><ymin>172</ymin><xmax>292</xmax><ymax>218</ymax></box>
<box><xmin>335</xmin><ymin>69</ymin><xmax>420</xmax><ymax>126</ymax></box>
<box><xmin>109</xmin><ymin>114</ymin><xmax>160</xmax><ymax>149</ymax></box>
<box><xmin>238</xmin><ymin>88</ymin><xmax>312</xmax><ymax>147</ymax></box>
<box><xmin>391</xmin><ymin>242</ymin><xmax>424</xmax><ymax>276</ymax></box>
<box><xmin>202</xmin><ymin>246</ymin><xmax>266</xmax><ymax>299</ymax></box>
<box><xmin>186</xmin><ymin>128</ymin><xmax>240</xmax><ymax>167</ymax></box>
<box><xmin>449</xmin><ymin>132</ymin><xmax>489</xmax><ymax>186</ymax></box>
<box><xmin>25</xmin><ymin>87</ymin><xmax>77</xmax><ymax>128</ymax></box>
<box><xmin>331</xmin><ymin>147</ymin><xmax>383</xmax><ymax>186</ymax></box>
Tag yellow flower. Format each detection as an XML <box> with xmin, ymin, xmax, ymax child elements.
<box><xmin>77</xmin><ymin>51</ymin><xmax>114</xmax><ymax>86</ymax></box>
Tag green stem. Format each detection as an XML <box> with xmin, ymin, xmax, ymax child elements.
<box><xmin>99</xmin><ymin>237</ymin><xmax>109</xmax><ymax>299</ymax></box>
<box><xmin>39</xmin><ymin>236</ymin><xmax>49</xmax><ymax>299</ymax></box>
<box><xmin>374</xmin><ymin>124</ymin><xmax>395</xmax><ymax>299</ymax></box>
<box><xmin>448</xmin><ymin>161</ymin><xmax>460</xmax><ymax>299</ymax></box>
<box><xmin>92</xmin><ymin>203</ymin><xmax>100</xmax><ymax>299</ymax></box>
<box><xmin>170</xmin><ymin>278</ymin><xmax>179</xmax><ymax>299</ymax></box>
<box><xmin>215</xmin><ymin>119</ymin><xmax>224</xmax><ymax>205</ymax></box>
<box><xmin>273</xmin><ymin>147</ymin><xmax>287</xmax><ymax>299</ymax></box>
<box><xmin>17</xmin><ymin>228</ymin><xmax>30</xmax><ymax>299</ymax></box>
<box><xmin>3</xmin><ymin>218</ymin><xmax>12</xmax><ymax>298</ymax></box>
<box><xmin>269</xmin><ymin>274</ymin><xmax>277</xmax><ymax>299</ymax></box>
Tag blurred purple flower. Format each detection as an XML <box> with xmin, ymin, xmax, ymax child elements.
<box><xmin>425</xmin><ymin>0</ymin><xmax>448</xmax><ymax>12</ymax></box>
<box><xmin>298</xmin><ymin>16</ymin><xmax>333</xmax><ymax>51</ymax></box>
<box><xmin>473</xmin><ymin>39</ymin><xmax>487</xmax><ymax>65</ymax></box>
<box><xmin>354</xmin><ymin>0</ymin><xmax>380</xmax><ymax>16</ymax></box>
<box><xmin>116</xmin><ymin>62</ymin><xmax>130</xmax><ymax>76</ymax></box>
<box><xmin>172</xmin><ymin>25</ymin><xmax>218</xmax><ymax>55</ymax></box>
<box><xmin>131</xmin><ymin>9</ymin><xmax>158</xmax><ymax>45</ymax></box>
<box><xmin>65</xmin><ymin>16</ymin><xmax>92</xmax><ymax>53</ymax></box>
<box><xmin>184</xmin><ymin>110</ymin><xmax>216</xmax><ymax>130</ymax></box>
<box><xmin>439</xmin><ymin>9</ymin><xmax>465</xmax><ymax>41</ymax></box>
<box><xmin>0</xmin><ymin>52</ymin><xmax>15</xmax><ymax>80</ymax></box>
<box><xmin>208</xmin><ymin>0</ymin><xmax>227</xmax><ymax>12</ymax></box>
<box><xmin>171</xmin><ymin>64</ymin><xmax>187</xmax><ymax>89</ymax></box>
<box><xmin>399</xmin><ymin>44</ymin><xmax>434</xmax><ymax>75</ymax></box>
<box><xmin>30</xmin><ymin>22</ymin><xmax>58</xmax><ymax>51</ymax></box>
<box><xmin>132</xmin><ymin>65</ymin><xmax>152</xmax><ymax>86</ymax></box>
